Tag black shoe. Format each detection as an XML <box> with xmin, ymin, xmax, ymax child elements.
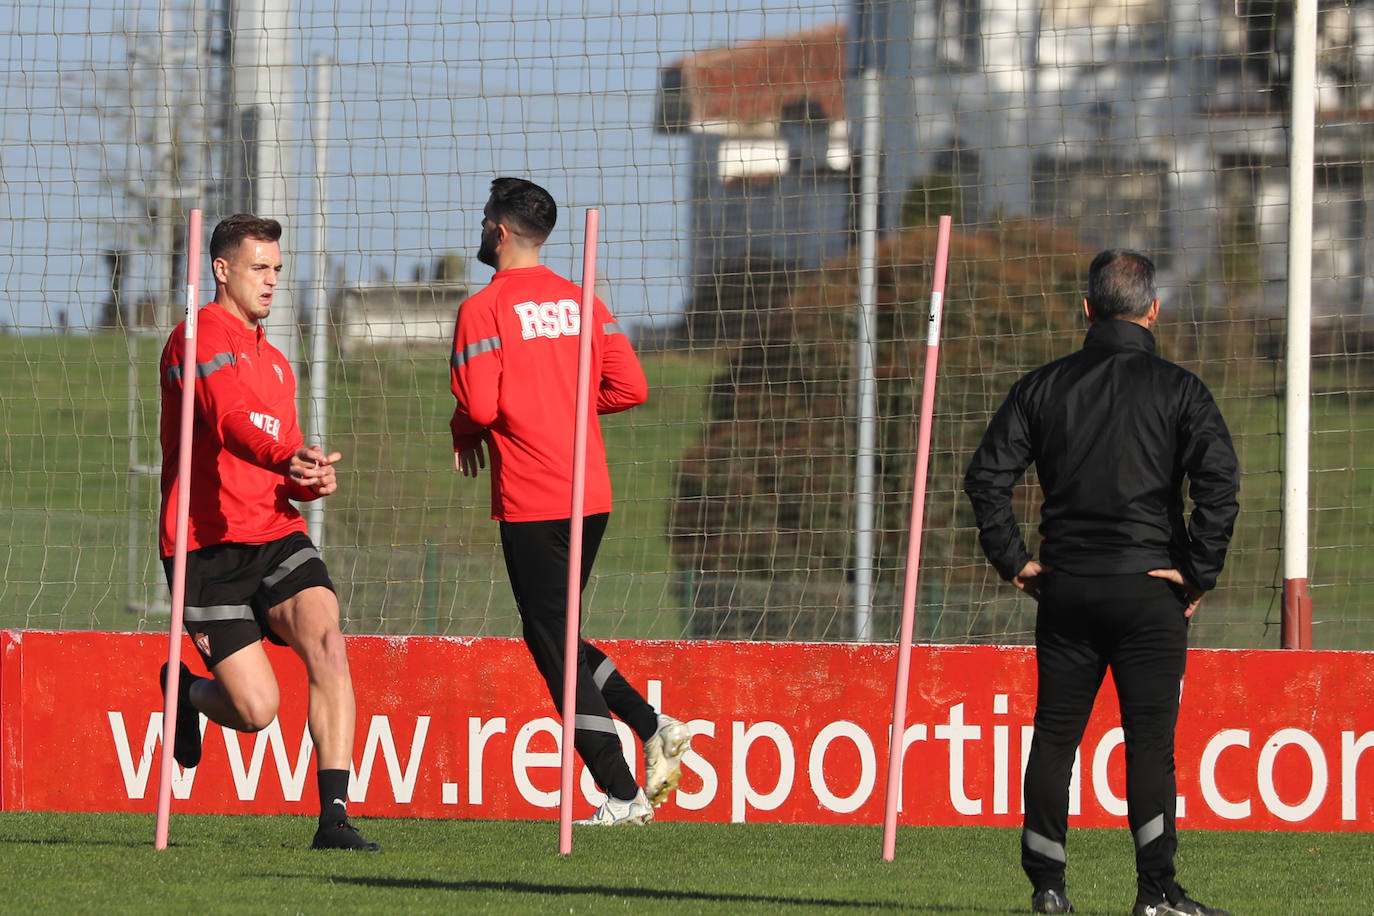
<box><xmin>1032</xmin><ymin>888</ymin><xmax>1074</xmax><ymax>914</ymax></box>
<box><xmin>311</xmin><ymin>819</ymin><xmax>381</xmax><ymax>852</ymax></box>
<box><xmin>1132</xmin><ymin>885</ymin><xmax>1229</xmax><ymax>916</ymax></box>
<box><xmin>158</xmin><ymin>662</ymin><xmax>202</xmax><ymax>769</ymax></box>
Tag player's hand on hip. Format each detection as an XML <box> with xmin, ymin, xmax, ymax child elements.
<box><xmin>1148</xmin><ymin>568</ymin><xmax>1204</xmax><ymax>617</ymax></box>
<box><xmin>1012</xmin><ymin>560</ymin><xmax>1047</xmax><ymax>600</ymax></box>
<box><xmin>456</xmin><ymin>445</ymin><xmax>485</xmax><ymax>478</ymax></box>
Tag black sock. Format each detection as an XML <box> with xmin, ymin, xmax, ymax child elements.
<box><xmin>184</xmin><ymin>672</ymin><xmax>204</xmax><ymax>709</ymax></box>
<box><xmin>318</xmin><ymin>769</ymin><xmax>350</xmax><ymax>825</ymax></box>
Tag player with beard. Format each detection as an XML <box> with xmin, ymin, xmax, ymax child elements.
<box><xmin>448</xmin><ymin>177</ymin><xmax>691</xmax><ymax>825</ymax></box>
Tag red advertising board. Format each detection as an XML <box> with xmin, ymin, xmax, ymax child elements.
<box><xmin>1</xmin><ymin>630</ymin><xmax>1370</xmax><ymax>830</ymax></box>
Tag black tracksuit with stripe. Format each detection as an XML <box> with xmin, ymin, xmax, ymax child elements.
<box><xmin>963</xmin><ymin>318</ymin><xmax>1240</xmax><ymax>898</ymax></box>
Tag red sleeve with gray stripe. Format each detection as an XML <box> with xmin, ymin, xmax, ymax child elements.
<box><xmin>449</xmin><ymin>265</ymin><xmax>647</xmax><ymax>522</ymax></box>
<box><xmin>158</xmin><ymin>303</ymin><xmax>309</xmax><ymax>556</ymax></box>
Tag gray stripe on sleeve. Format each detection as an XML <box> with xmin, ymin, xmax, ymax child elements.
<box><xmin>166</xmin><ymin>350</ymin><xmax>236</xmax><ymax>383</ymax></box>
<box><xmin>451</xmin><ymin>336</ymin><xmax>502</xmax><ymax>370</ymax></box>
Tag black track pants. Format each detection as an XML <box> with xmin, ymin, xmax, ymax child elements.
<box><xmin>499</xmin><ymin>513</ymin><xmax>657</xmax><ymax>801</ymax></box>
<box><xmin>1021</xmin><ymin>572</ymin><xmax>1188</xmax><ymax>898</ymax></box>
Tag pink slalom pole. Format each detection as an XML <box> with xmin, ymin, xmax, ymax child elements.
<box><xmin>155</xmin><ymin>208</ymin><xmax>202</xmax><ymax>850</ymax></box>
<box><xmin>558</xmin><ymin>208</ymin><xmax>599</xmax><ymax>854</ymax></box>
<box><xmin>881</xmin><ymin>214</ymin><xmax>952</xmax><ymax>861</ymax></box>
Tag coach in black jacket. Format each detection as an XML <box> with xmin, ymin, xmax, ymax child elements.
<box><xmin>964</xmin><ymin>249</ymin><xmax>1239</xmax><ymax>916</ymax></box>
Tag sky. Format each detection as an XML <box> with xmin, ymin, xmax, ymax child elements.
<box><xmin>0</xmin><ymin>0</ymin><xmax>847</xmax><ymax>333</ymax></box>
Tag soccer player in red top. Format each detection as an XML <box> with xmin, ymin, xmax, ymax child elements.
<box><xmin>450</xmin><ymin>177</ymin><xmax>691</xmax><ymax>825</ymax></box>
<box><xmin>157</xmin><ymin>214</ymin><xmax>378</xmax><ymax>851</ymax></box>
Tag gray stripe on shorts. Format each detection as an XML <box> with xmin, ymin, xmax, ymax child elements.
<box><xmin>184</xmin><ymin>603</ymin><xmax>254</xmax><ymax>623</ymax></box>
<box><xmin>591</xmin><ymin>656</ymin><xmax>617</xmax><ymax>689</ymax></box>
<box><xmin>1023</xmin><ymin>828</ymin><xmax>1067</xmax><ymax>863</ymax></box>
<box><xmin>262</xmin><ymin>546</ymin><xmax>321</xmax><ymax>589</ymax></box>
<box><xmin>574</xmin><ymin>713</ymin><xmax>620</xmax><ymax>737</ymax></box>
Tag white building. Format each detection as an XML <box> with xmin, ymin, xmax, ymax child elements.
<box><xmin>658</xmin><ymin>1</ymin><xmax>1374</xmax><ymax>324</ymax></box>
<box><xmin>334</xmin><ymin>279</ymin><xmax>470</xmax><ymax>355</ymax></box>
<box><xmin>655</xmin><ymin>25</ymin><xmax>857</xmax><ymax>339</ymax></box>
<box><xmin>863</xmin><ymin>0</ymin><xmax>1374</xmax><ymax>319</ymax></box>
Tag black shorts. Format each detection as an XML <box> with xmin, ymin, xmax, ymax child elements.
<box><xmin>163</xmin><ymin>531</ymin><xmax>335</xmax><ymax>669</ymax></box>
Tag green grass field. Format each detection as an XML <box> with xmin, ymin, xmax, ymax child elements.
<box><xmin>0</xmin><ymin>813</ymin><xmax>1368</xmax><ymax>913</ymax></box>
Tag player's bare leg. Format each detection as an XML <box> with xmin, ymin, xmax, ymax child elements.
<box><xmin>195</xmin><ymin>644</ymin><xmax>281</xmax><ymax>732</ymax></box>
<box><xmin>159</xmin><ymin>642</ymin><xmax>279</xmax><ymax>769</ymax></box>
<box><xmin>267</xmin><ymin>586</ymin><xmax>355</xmax><ymax>769</ymax></box>
<box><xmin>266</xmin><ymin>585</ymin><xmax>378</xmax><ymax>851</ymax></box>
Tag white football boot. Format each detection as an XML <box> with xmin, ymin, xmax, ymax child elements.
<box><xmin>574</xmin><ymin>788</ymin><xmax>654</xmax><ymax>826</ymax></box>
<box><xmin>644</xmin><ymin>714</ymin><xmax>692</xmax><ymax>806</ymax></box>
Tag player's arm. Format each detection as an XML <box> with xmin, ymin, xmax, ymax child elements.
<box><xmin>449</xmin><ymin>298</ymin><xmax>501</xmax><ymax>470</ymax></box>
<box><xmin>273</xmin><ymin>404</ymin><xmax>341</xmax><ymax>500</ymax></box>
<box><xmin>1177</xmin><ymin>381</ymin><xmax>1241</xmax><ymax>591</ymax></box>
<box><xmin>963</xmin><ymin>389</ymin><xmax>1036</xmax><ymax>582</ymax></box>
<box><xmin>596</xmin><ymin>305</ymin><xmax>647</xmax><ymax>415</ymax></box>
<box><xmin>183</xmin><ymin>333</ymin><xmax>297</xmax><ymax>474</ymax></box>
<box><xmin>207</xmin><ymin>371</ymin><xmax>336</xmax><ymax>499</ymax></box>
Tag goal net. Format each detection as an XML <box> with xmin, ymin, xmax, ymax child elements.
<box><xmin>3</xmin><ymin>0</ymin><xmax>1372</xmax><ymax>649</ymax></box>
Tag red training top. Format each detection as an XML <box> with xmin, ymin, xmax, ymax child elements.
<box><xmin>159</xmin><ymin>302</ymin><xmax>318</xmax><ymax>556</ymax></box>
<box><xmin>449</xmin><ymin>265</ymin><xmax>648</xmax><ymax>522</ymax></box>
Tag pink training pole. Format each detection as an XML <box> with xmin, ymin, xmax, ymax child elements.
<box><xmin>155</xmin><ymin>208</ymin><xmax>202</xmax><ymax>850</ymax></box>
<box><xmin>881</xmin><ymin>214</ymin><xmax>952</xmax><ymax>861</ymax></box>
<box><xmin>558</xmin><ymin>208</ymin><xmax>599</xmax><ymax>854</ymax></box>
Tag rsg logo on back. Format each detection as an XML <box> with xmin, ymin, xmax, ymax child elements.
<box><xmin>513</xmin><ymin>299</ymin><xmax>580</xmax><ymax>340</ymax></box>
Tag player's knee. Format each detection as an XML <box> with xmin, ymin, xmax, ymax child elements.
<box><xmin>307</xmin><ymin>628</ymin><xmax>350</xmax><ymax>667</ymax></box>
<box><xmin>234</xmin><ymin>691</ymin><xmax>280</xmax><ymax>731</ymax></box>
<box><xmin>293</xmin><ymin>649</ymin><xmax>351</xmax><ymax>698</ymax></box>
<box><xmin>239</xmin><ymin>709</ymin><xmax>277</xmax><ymax>732</ymax></box>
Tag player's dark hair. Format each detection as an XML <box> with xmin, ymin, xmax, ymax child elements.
<box><xmin>487</xmin><ymin>177</ymin><xmax>557</xmax><ymax>245</ymax></box>
<box><xmin>1086</xmin><ymin>248</ymin><xmax>1156</xmax><ymax>320</ymax></box>
<box><xmin>210</xmin><ymin>214</ymin><xmax>283</xmax><ymax>261</ymax></box>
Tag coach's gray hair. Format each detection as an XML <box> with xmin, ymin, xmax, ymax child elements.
<box><xmin>1086</xmin><ymin>249</ymin><xmax>1156</xmax><ymax>320</ymax></box>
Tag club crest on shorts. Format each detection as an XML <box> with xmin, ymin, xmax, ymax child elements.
<box><xmin>194</xmin><ymin>631</ymin><xmax>212</xmax><ymax>657</ymax></box>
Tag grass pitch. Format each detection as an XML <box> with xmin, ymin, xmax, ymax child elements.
<box><xmin>0</xmin><ymin>813</ymin><xmax>1368</xmax><ymax>913</ymax></box>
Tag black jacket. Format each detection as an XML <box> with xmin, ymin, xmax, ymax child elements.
<box><xmin>963</xmin><ymin>319</ymin><xmax>1240</xmax><ymax>590</ymax></box>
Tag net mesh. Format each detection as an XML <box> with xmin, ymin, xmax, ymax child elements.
<box><xmin>3</xmin><ymin>0</ymin><xmax>1372</xmax><ymax>648</ymax></box>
